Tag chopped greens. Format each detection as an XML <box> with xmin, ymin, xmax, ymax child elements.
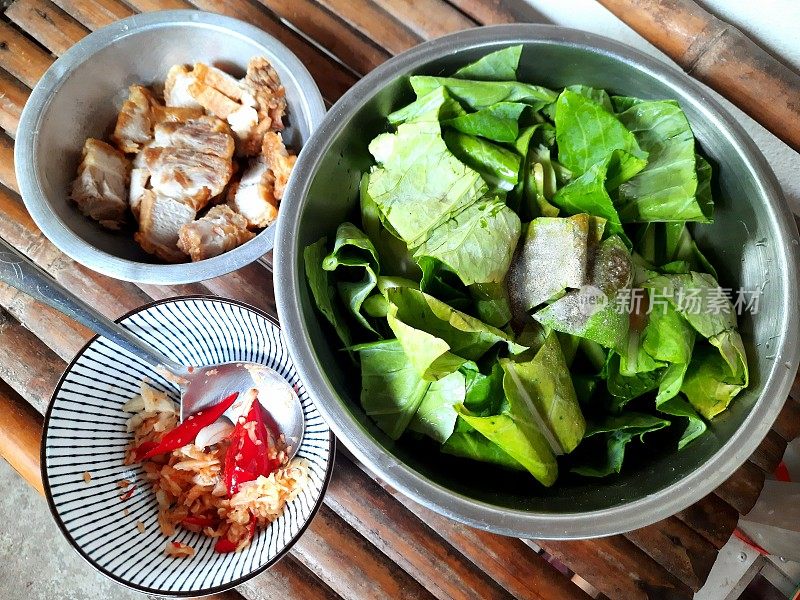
<box><xmin>305</xmin><ymin>46</ymin><xmax>748</xmax><ymax>487</ymax></box>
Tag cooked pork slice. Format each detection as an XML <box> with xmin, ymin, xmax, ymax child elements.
<box><xmin>152</xmin><ymin>106</ymin><xmax>205</xmax><ymax>124</ymax></box>
<box><xmin>134</xmin><ymin>190</ymin><xmax>194</xmax><ymax>262</ymax></box>
<box><xmin>245</xmin><ymin>57</ymin><xmax>287</xmax><ymax>131</ymax></box>
<box><xmin>177</xmin><ymin>205</ymin><xmax>255</xmax><ymax>261</ymax></box>
<box><xmin>144</xmin><ymin>146</ymin><xmax>231</xmax><ymax>210</ymax></box>
<box><xmin>152</xmin><ymin>116</ymin><xmax>235</xmax><ymax>159</ymax></box>
<box><xmin>164</xmin><ymin>65</ymin><xmax>202</xmax><ymax>109</ymax></box>
<box><xmin>192</xmin><ymin>63</ymin><xmax>248</xmax><ymax>103</ymax></box>
<box><xmin>187</xmin><ymin>80</ymin><xmax>241</xmax><ymax>119</ymax></box>
<box><xmin>129</xmin><ymin>167</ymin><xmax>150</xmax><ymax>219</ymax></box>
<box><xmin>227</xmin><ymin>158</ymin><xmax>277</xmax><ymax>228</ymax></box>
<box><xmin>261</xmin><ymin>132</ymin><xmax>296</xmax><ymax>200</ymax></box>
<box><xmin>128</xmin><ymin>146</ymin><xmax>150</xmax><ymax>219</ymax></box>
<box><xmin>227</xmin><ymin>105</ymin><xmax>263</xmax><ymax>155</ymax></box>
<box><xmin>70</xmin><ymin>138</ymin><xmax>130</xmax><ymax>230</ymax></box>
<box><xmin>112</xmin><ymin>86</ymin><xmax>160</xmax><ymax>154</ymax></box>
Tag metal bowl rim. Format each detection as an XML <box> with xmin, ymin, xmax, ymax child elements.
<box><xmin>275</xmin><ymin>23</ymin><xmax>800</xmax><ymax>539</ymax></box>
<box><xmin>15</xmin><ymin>9</ymin><xmax>325</xmax><ymax>284</ymax></box>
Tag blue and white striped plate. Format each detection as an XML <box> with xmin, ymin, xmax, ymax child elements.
<box><xmin>41</xmin><ymin>296</ymin><xmax>334</xmax><ymax>597</ymax></box>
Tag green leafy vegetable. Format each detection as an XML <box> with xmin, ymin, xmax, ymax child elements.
<box><xmin>368</xmin><ymin>118</ymin><xmax>487</xmax><ymax>247</ymax></box>
<box><xmin>360</xmin><ymin>173</ymin><xmax>420</xmax><ymax>279</ymax></box>
<box><xmin>387</xmin><ymin>87</ymin><xmax>466</xmax><ymax>126</ymax></box>
<box><xmin>534</xmin><ymin>235</ymin><xmax>632</xmax><ymax>351</ymax></box>
<box><xmin>614</xmin><ymin>99</ymin><xmax>712</xmax><ymax>223</ymax></box>
<box><xmin>507</xmin><ymin>214</ymin><xmax>601</xmax><ymax>313</ymax></box>
<box><xmin>501</xmin><ymin>332</ymin><xmax>586</xmax><ymax>454</ymax></box>
<box><xmin>453</xmin><ymin>45</ymin><xmax>522</xmax><ymax>81</ymax></box>
<box><xmin>444</xmin><ymin>102</ymin><xmax>527</xmax><ymax>143</ymax></box>
<box><xmin>411</xmin><ymin>75</ymin><xmax>557</xmax><ymax>112</ymax></box>
<box><xmin>444</xmin><ymin>130</ymin><xmax>522</xmax><ymax>190</ymax></box>
<box><xmin>387</xmin><ymin>287</ymin><xmax>522</xmax><ymax>366</ymax></box>
<box><xmin>413</xmin><ymin>196</ymin><xmax>521</xmax><ymax>286</ymax></box>
<box><xmin>551</xmin><ymin>149</ymin><xmax>636</xmax><ymax>241</ymax></box>
<box><xmin>554</xmin><ymin>88</ymin><xmax>647</xmax><ymax>180</ymax></box>
<box><xmin>304</xmin><ymin>238</ymin><xmax>351</xmax><ymax>349</ymax></box>
<box><xmin>442</xmin><ymin>420</ymin><xmax>525</xmax><ymax>470</ymax></box>
<box><xmin>322</xmin><ymin>222</ymin><xmax>380</xmax><ymax>334</ymax></box>
<box><xmin>355</xmin><ymin>339</ymin><xmax>431</xmax><ymax>439</ymax></box>
<box><xmin>469</xmin><ymin>282</ymin><xmax>512</xmax><ymax>328</ymax></box>
<box><xmin>408</xmin><ymin>370</ymin><xmax>465</xmax><ymax>443</ymax></box>
<box><xmin>571</xmin><ymin>413</ymin><xmax>669</xmax><ymax>477</ymax></box>
<box><xmin>455</xmin><ymin>407</ymin><xmax>558</xmax><ymax>485</ymax></box>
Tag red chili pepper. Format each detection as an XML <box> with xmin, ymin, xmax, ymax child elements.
<box><xmin>133</xmin><ymin>392</ymin><xmax>239</xmax><ymax>461</ymax></box>
<box><xmin>223</xmin><ymin>398</ymin><xmax>280</xmax><ymax>496</ymax></box>
<box><xmin>181</xmin><ymin>515</ymin><xmax>216</xmax><ymax>529</ymax></box>
<box><xmin>214</xmin><ymin>512</ymin><xmax>256</xmax><ymax>554</ymax></box>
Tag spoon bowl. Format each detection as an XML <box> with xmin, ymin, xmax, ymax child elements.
<box><xmin>180</xmin><ymin>362</ymin><xmax>305</xmax><ymax>460</ymax></box>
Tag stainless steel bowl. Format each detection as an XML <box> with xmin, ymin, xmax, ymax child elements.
<box><xmin>276</xmin><ymin>25</ymin><xmax>800</xmax><ymax>538</ymax></box>
<box><xmin>16</xmin><ymin>10</ymin><xmax>325</xmax><ymax>284</ymax></box>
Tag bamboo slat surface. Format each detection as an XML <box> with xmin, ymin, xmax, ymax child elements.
<box><xmin>0</xmin><ymin>1</ymin><xmax>797</xmax><ymax>599</ymax></box>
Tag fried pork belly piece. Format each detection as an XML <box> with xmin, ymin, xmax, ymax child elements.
<box><xmin>113</xmin><ymin>85</ymin><xmax>206</xmax><ymax>155</ymax></box>
<box><xmin>261</xmin><ymin>132</ymin><xmax>296</xmax><ymax>200</ymax></box>
<box><xmin>164</xmin><ymin>65</ymin><xmax>203</xmax><ymax>109</ymax></box>
<box><xmin>153</xmin><ymin>116</ymin><xmax>235</xmax><ymax>160</ymax></box>
<box><xmin>178</xmin><ymin>205</ymin><xmax>255</xmax><ymax>261</ymax></box>
<box><xmin>152</xmin><ymin>106</ymin><xmax>205</xmax><ymax>124</ymax></box>
<box><xmin>245</xmin><ymin>57</ymin><xmax>287</xmax><ymax>132</ymax></box>
<box><xmin>227</xmin><ymin>159</ymin><xmax>277</xmax><ymax>228</ymax></box>
<box><xmin>165</xmin><ymin>59</ymin><xmax>286</xmax><ymax>156</ymax></box>
<box><xmin>134</xmin><ymin>190</ymin><xmax>194</xmax><ymax>262</ymax></box>
<box><xmin>193</xmin><ymin>63</ymin><xmax>251</xmax><ymax>104</ymax></box>
<box><xmin>112</xmin><ymin>86</ymin><xmax>160</xmax><ymax>154</ymax></box>
<box><xmin>70</xmin><ymin>138</ymin><xmax>130</xmax><ymax>230</ymax></box>
<box><xmin>143</xmin><ymin>116</ymin><xmax>234</xmax><ymax>211</ymax></box>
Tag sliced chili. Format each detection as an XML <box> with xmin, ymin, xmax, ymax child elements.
<box><xmin>223</xmin><ymin>398</ymin><xmax>280</xmax><ymax>496</ymax></box>
<box><xmin>214</xmin><ymin>512</ymin><xmax>256</xmax><ymax>554</ymax></box>
<box><xmin>133</xmin><ymin>391</ymin><xmax>239</xmax><ymax>461</ymax></box>
<box><xmin>181</xmin><ymin>515</ymin><xmax>216</xmax><ymax>529</ymax></box>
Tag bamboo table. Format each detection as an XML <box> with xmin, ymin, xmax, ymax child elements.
<box><xmin>0</xmin><ymin>1</ymin><xmax>799</xmax><ymax>599</ymax></box>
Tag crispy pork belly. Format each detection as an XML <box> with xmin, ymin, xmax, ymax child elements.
<box><xmin>164</xmin><ymin>65</ymin><xmax>202</xmax><ymax>109</ymax></box>
<box><xmin>144</xmin><ymin>146</ymin><xmax>230</xmax><ymax>211</ymax></box>
<box><xmin>144</xmin><ymin>117</ymin><xmax>235</xmax><ymax>210</ymax></box>
<box><xmin>187</xmin><ymin>80</ymin><xmax>241</xmax><ymax>119</ymax></box>
<box><xmin>245</xmin><ymin>57</ymin><xmax>287</xmax><ymax>131</ymax></box>
<box><xmin>129</xmin><ymin>148</ymin><xmax>150</xmax><ymax>219</ymax></box>
<box><xmin>112</xmin><ymin>86</ymin><xmax>160</xmax><ymax>154</ymax></box>
<box><xmin>129</xmin><ymin>168</ymin><xmax>150</xmax><ymax>219</ymax></box>
<box><xmin>134</xmin><ymin>190</ymin><xmax>194</xmax><ymax>262</ymax></box>
<box><xmin>192</xmin><ymin>63</ymin><xmax>250</xmax><ymax>104</ymax></box>
<box><xmin>177</xmin><ymin>205</ymin><xmax>255</xmax><ymax>261</ymax></box>
<box><xmin>261</xmin><ymin>132</ymin><xmax>296</xmax><ymax>200</ymax></box>
<box><xmin>153</xmin><ymin>116</ymin><xmax>235</xmax><ymax>159</ymax></box>
<box><xmin>70</xmin><ymin>138</ymin><xmax>130</xmax><ymax>230</ymax></box>
<box><xmin>227</xmin><ymin>158</ymin><xmax>277</xmax><ymax>228</ymax></box>
<box><xmin>152</xmin><ymin>106</ymin><xmax>205</xmax><ymax>124</ymax></box>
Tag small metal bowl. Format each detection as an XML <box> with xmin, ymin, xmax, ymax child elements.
<box><xmin>276</xmin><ymin>25</ymin><xmax>800</xmax><ymax>539</ymax></box>
<box><xmin>16</xmin><ymin>10</ymin><xmax>325</xmax><ymax>284</ymax></box>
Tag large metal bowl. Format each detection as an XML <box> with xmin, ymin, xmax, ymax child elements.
<box><xmin>16</xmin><ymin>10</ymin><xmax>324</xmax><ymax>284</ymax></box>
<box><xmin>275</xmin><ymin>25</ymin><xmax>800</xmax><ymax>538</ymax></box>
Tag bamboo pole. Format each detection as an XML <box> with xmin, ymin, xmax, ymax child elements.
<box><xmin>596</xmin><ymin>0</ymin><xmax>800</xmax><ymax>154</ymax></box>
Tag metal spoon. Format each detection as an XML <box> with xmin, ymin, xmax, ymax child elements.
<box><xmin>0</xmin><ymin>238</ymin><xmax>304</xmax><ymax>455</ymax></box>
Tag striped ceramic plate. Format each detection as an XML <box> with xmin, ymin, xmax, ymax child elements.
<box><xmin>41</xmin><ymin>296</ymin><xmax>334</xmax><ymax>596</ymax></box>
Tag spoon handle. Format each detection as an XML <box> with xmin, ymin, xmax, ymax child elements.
<box><xmin>0</xmin><ymin>237</ymin><xmax>188</xmax><ymax>376</ymax></box>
